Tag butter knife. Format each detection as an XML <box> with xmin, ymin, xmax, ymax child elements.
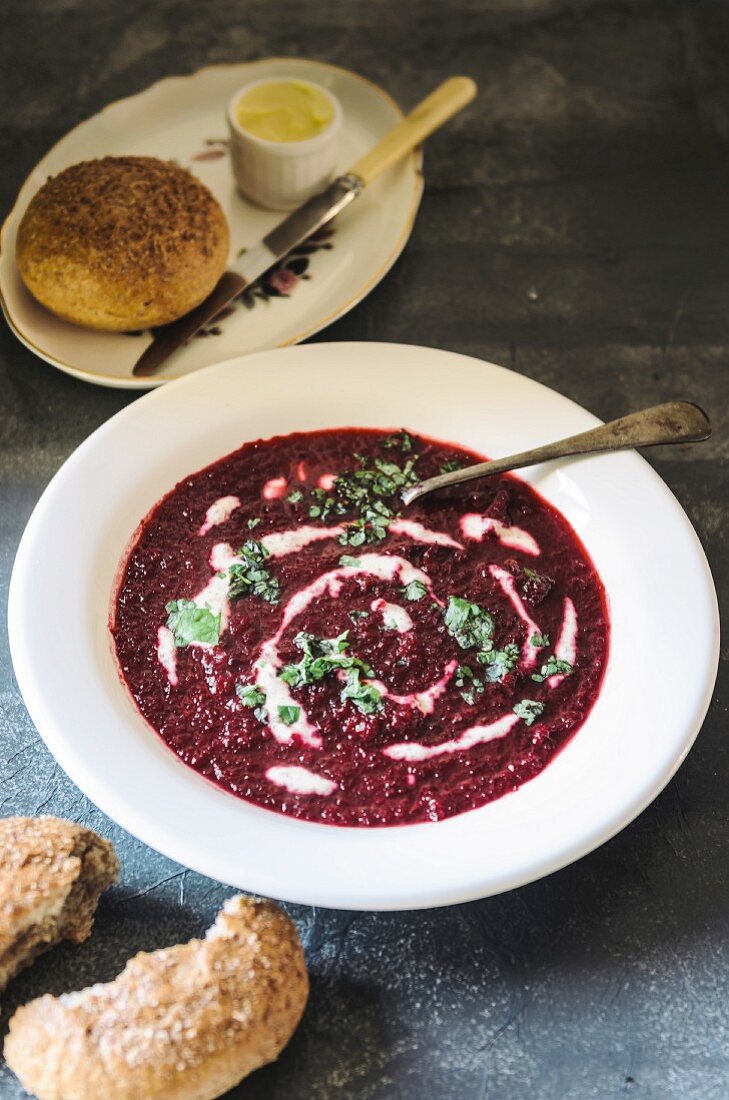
<box><xmin>132</xmin><ymin>76</ymin><xmax>477</xmax><ymax>377</ymax></box>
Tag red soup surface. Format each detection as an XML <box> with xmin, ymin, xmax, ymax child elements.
<box><xmin>112</xmin><ymin>429</ymin><xmax>609</xmax><ymax>826</ymax></box>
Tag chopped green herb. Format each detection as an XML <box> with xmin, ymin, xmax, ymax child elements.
<box><xmin>513</xmin><ymin>699</ymin><xmax>545</xmax><ymax>725</ymax></box>
<box><xmin>339</xmin><ymin>554</ymin><xmax>362</xmax><ymax>568</ymax></box>
<box><xmin>308</xmin><ymin>487</ymin><xmax>345</xmax><ymax>522</ymax></box>
<box><xmin>439</xmin><ymin>459</ymin><xmax>464</xmax><ymax>474</ymax></box>
<box><xmin>236</xmin><ymin>683</ymin><xmax>266</xmax><ymax>708</ymax></box>
<box><xmin>280</xmin><ymin>631</ymin><xmax>372</xmax><ymax>689</ymax></box>
<box><xmin>247</xmin><ymin>517</ymin><xmax>261</xmax><ymax>530</ymax></box>
<box><xmin>530</xmin><ymin>633</ymin><xmax>550</xmax><ymax>648</ymax></box>
<box><xmin>286</xmin><ymin>490</ymin><xmax>303</xmax><ymax>504</ymax></box>
<box><xmin>236</xmin><ymin>682</ymin><xmax>267</xmax><ymax>722</ymax></box>
<box><xmin>477</xmin><ymin>643</ymin><xmax>520</xmax><ymax>682</ymax></box>
<box><xmin>455</xmin><ymin>664</ymin><xmax>485</xmax><ymax>705</ymax></box>
<box><xmin>165</xmin><ymin>600</ymin><xmax>220</xmax><ymax>647</ymax></box>
<box><xmin>340</xmin><ymin>668</ymin><xmax>383</xmax><ymax>715</ymax></box>
<box><xmin>383</xmin><ymin>430</ymin><xmax>414</xmax><ymax>453</ymax></box>
<box><xmin>339</xmin><ymin>516</ymin><xmax>390</xmax><ymax>546</ymax></box>
<box><xmin>306</xmin><ymin>449</ymin><xmax>420</xmax><ymax>545</ymax></box>
<box><xmin>278</xmin><ymin>705</ymin><xmax>301</xmax><ymax>726</ymax></box>
<box><xmin>443</xmin><ymin>596</ymin><xmax>495</xmax><ymax>651</ymax></box>
<box><xmin>531</xmin><ymin>656</ymin><xmax>574</xmax><ymax>683</ymax></box>
<box><xmin>400</xmin><ymin>579</ymin><xmax>428</xmax><ymax>601</ymax></box>
<box><xmin>348</xmin><ymin>609</ymin><xmax>370</xmax><ymax>623</ymax></box>
<box><xmin>227</xmin><ymin>538</ymin><xmax>280</xmax><ymax>604</ymax></box>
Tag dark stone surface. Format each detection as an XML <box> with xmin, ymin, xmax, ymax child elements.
<box><xmin>1</xmin><ymin>1</ymin><xmax>727</xmax><ymax>1096</ymax></box>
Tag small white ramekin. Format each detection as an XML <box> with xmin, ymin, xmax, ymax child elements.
<box><xmin>226</xmin><ymin>78</ymin><xmax>342</xmax><ymax>211</ymax></box>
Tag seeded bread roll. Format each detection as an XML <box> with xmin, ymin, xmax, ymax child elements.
<box><xmin>0</xmin><ymin>816</ymin><xmax>119</xmax><ymax>994</ymax></box>
<box><xmin>16</xmin><ymin>156</ymin><xmax>230</xmax><ymax>331</ymax></box>
<box><xmin>4</xmin><ymin>895</ymin><xmax>308</xmax><ymax>1100</ymax></box>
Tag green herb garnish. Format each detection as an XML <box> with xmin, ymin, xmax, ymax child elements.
<box><xmin>165</xmin><ymin>600</ymin><xmax>221</xmax><ymax>647</ymax></box>
<box><xmin>286</xmin><ymin>490</ymin><xmax>303</xmax><ymax>504</ymax></box>
<box><xmin>235</xmin><ymin>682</ymin><xmax>268</xmax><ymax>722</ymax></box>
<box><xmin>307</xmin><ymin>451</ymin><xmax>420</xmax><ymax>546</ymax></box>
<box><xmin>247</xmin><ymin>517</ymin><xmax>261</xmax><ymax>530</ymax></box>
<box><xmin>278</xmin><ymin>705</ymin><xmax>301</xmax><ymax>726</ymax></box>
<box><xmin>236</xmin><ymin>683</ymin><xmax>266</xmax><ymax>708</ymax></box>
<box><xmin>339</xmin><ymin>554</ymin><xmax>362</xmax><ymax>568</ymax></box>
<box><xmin>530</xmin><ymin>633</ymin><xmax>550</xmax><ymax>648</ymax></box>
<box><xmin>400</xmin><ymin>579</ymin><xmax>428</xmax><ymax>601</ymax></box>
<box><xmin>383</xmin><ymin>430</ymin><xmax>414</xmax><ymax>453</ymax></box>
<box><xmin>477</xmin><ymin>642</ymin><xmax>520</xmax><ymax>682</ymax></box>
<box><xmin>279</xmin><ymin>631</ymin><xmax>372</xmax><ymax>689</ymax></box>
<box><xmin>455</xmin><ymin>664</ymin><xmax>485</xmax><ymax>705</ymax></box>
<box><xmin>513</xmin><ymin>699</ymin><xmax>545</xmax><ymax>725</ymax></box>
<box><xmin>349</xmin><ymin>609</ymin><xmax>370</xmax><ymax>623</ymax></box>
<box><xmin>531</xmin><ymin>656</ymin><xmax>573</xmax><ymax>683</ymax></box>
<box><xmin>340</xmin><ymin>668</ymin><xmax>383</xmax><ymax>715</ymax></box>
<box><xmin>439</xmin><ymin>459</ymin><xmax>464</xmax><ymax>474</ymax></box>
<box><xmin>443</xmin><ymin>596</ymin><xmax>495</xmax><ymax>651</ymax></box>
<box><xmin>339</xmin><ymin>515</ymin><xmax>390</xmax><ymax>546</ymax></box>
<box><xmin>226</xmin><ymin>538</ymin><xmax>280</xmax><ymax>604</ymax></box>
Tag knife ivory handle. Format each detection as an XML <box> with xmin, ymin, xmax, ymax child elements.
<box><xmin>349</xmin><ymin>76</ymin><xmax>477</xmax><ymax>187</ymax></box>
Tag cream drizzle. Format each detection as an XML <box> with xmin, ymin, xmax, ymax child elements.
<box><xmin>489</xmin><ymin>565</ymin><xmax>542</xmax><ymax>667</ymax></box>
<box><xmin>266</xmin><ymin>765</ymin><xmax>336</xmax><ymax>797</ymax></box>
<box><xmin>369</xmin><ymin>659</ymin><xmax>458</xmax><ymax>716</ymax></box>
<box><xmin>460</xmin><ymin>513</ymin><xmax>540</xmax><ymax>556</ymax></box>
<box><xmin>262</xmin><ymin>476</ymin><xmax>288</xmax><ymax>500</ymax></box>
<box><xmin>198</xmin><ymin>495</ymin><xmax>240</xmax><ymax>536</ymax></box>
<box><xmin>277</xmin><ymin>553</ymin><xmax>432</xmax><ymax>639</ymax></box>
<box><xmin>371</xmin><ymin>598</ymin><xmax>414</xmax><ymax>633</ymax></box>
<box><xmin>383</xmin><ymin>713</ymin><xmax>519</xmax><ymax>761</ymax></box>
<box><xmin>389</xmin><ymin>518</ymin><xmax>463</xmax><ymax>549</ymax></box>
<box><xmin>191</xmin><ymin>573</ymin><xmax>231</xmax><ymax>634</ymax></box>
<box><xmin>262</xmin><ymin>525</ymin><xmax>346</xmax><ymax>557</ymax></box>
<box><xmin>255</xmin><ymin>642</ymin><xmax>321</xmax><ymax>748</ymax></box>
<box><xmin>155</xmin><ymin>626</ymin><xmax>178</xmax><ymax>686</ymax></box>
<box><xmin>251</xmin><ymin>554</ymin><xmax>433</xmax><ymax>747</ymax></box>
<box><xmin>550</xmin><ymin>596</ymin><xmax>578</xmax><ymax>686</ymax></box>
<box><xmin>162</xmin><ymin>515</ymin><xmax>551</xmax><ymax>768</ymax></box>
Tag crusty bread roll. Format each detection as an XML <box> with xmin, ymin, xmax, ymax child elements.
<box><xmin>4</xmin><ymin>895</ymin><xmax>308</xmax><ymax>1100</ymax></box>
<box><xmin>0</xmin><ymin>816</ymin><xmax>119</xmax><ymax>994</ymax></box>
<box><xmin>16</xmin><ymin>156</ymin><xmax>230</xmax><ymax>331</ymax></box>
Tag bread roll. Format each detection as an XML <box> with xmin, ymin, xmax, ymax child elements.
<box><xmin>4</xmin><ymin>895</ymin><xmax>308</xmax><ymax>1100</ymax></box>
<box><xmin>16</xmin><ymin>156</ymin><xmax>230</xmax><ymax>331</ymax></box>
<box><xmin>0</xmin><ymin>816</ymin><xmax>119</xmax><ymax>994</ymax></box>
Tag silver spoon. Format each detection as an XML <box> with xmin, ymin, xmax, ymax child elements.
<box><xmin>401</xmin><ymin>400</ymin><xmax>712</xmax><ymax>506</ymax></box>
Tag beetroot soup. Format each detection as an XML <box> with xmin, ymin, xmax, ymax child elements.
<box><xmin>112</xmin><ymin>429</ymin><xmax>609</xmax><ymax>826</ymax></box>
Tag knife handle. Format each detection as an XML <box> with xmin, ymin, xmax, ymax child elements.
<box><xmin>349</xmin><ymin>76</ymin><xmax>477</xmax><ymax>187</ymax></box>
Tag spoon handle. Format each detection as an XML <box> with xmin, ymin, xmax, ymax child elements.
<box><xmin>402</xmin><ymin>401</ymin><xmax>712</xmax><ymax>505</ymax></box>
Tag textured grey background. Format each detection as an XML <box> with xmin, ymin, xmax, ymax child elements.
<box><xmin>1</xmin><ymin>1</ymin><xmax>728</xmax><ymax>1097</ymax></box>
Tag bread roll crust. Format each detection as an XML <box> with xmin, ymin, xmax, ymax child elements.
<box><xmin>4</xmin><ymin>895</ymin><xmax>308</xmax><ymax>1100</ymax></box>
<box><xmin>16</xmin><ymin>156</ymin><xmax>230</xmax><ymax>331</ymax></box>
<box><xmin>0</xmin><ymin>815</ymin><xmax>119</xmax><ymax>994</ymax></box>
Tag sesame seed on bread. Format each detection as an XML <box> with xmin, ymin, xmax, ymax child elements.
<box><xmin>4</xmin><ymin>895</ymin><xmax>308</xmax><ymax>1100</ymax></box>
<box><xmin>0</xmin><ymin>815</ymin><xmax>119</xmax><ymax>995</ymax></box>
<box><xmin>16</xmin><ymin>156</ymin><xmax>230</xmax><ymax>331</ymax></box>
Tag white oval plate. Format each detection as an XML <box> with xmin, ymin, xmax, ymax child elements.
<box><xmin>0</xmin><ymin>60</ymin><xmax>422</xmax><ymax>389</ymax></box>
<box><xmin>8</xmin><ymin>344</ymin><xmax>719</xmax><ymax>910</ymax></box>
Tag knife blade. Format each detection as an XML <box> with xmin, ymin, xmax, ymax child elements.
<box><xmin>132</xmin><ymin>75</ymin><xmax>477</xmax><ymax>377</ymax></box>
<box><xmin>132</xmin><ymin>174</ymin><xmax>363</xmax><ymax>377</ymax></box>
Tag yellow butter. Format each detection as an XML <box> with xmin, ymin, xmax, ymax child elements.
<box><xmin>235</xmin><ymin>80</ymin><xmax>334</xmax><ymax>143</ymax></box>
